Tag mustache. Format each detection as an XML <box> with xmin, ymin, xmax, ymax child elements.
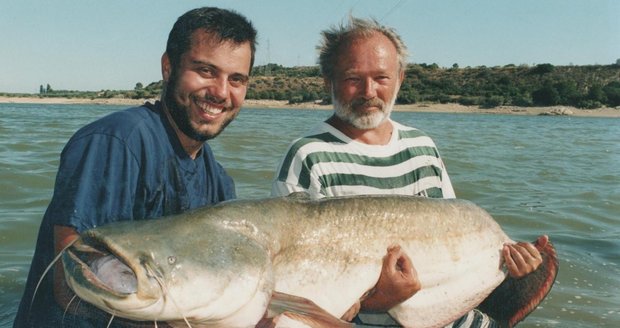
<box><xmin>351</xmin><ymin>98</ymin><xmax>385</xmax><ymax>109</ymax></box>
<box><xmin>201</xmin><ymin>95</ymin><xmax>232</xmax><ymax>109</ymax></box>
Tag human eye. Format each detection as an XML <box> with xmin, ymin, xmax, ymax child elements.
<box><xmin>196</xmin><ymin>64</ymin><xmax>217</xmax><ymax>78</ymax></box>
<box><xmin>344</xmin><ymin>76</ymin><xmax>360</xmax><ymax>84</ymax></box>
<box><xmin>375</xmin><ymin>75</ymin><xmax>391</xmax><ymax>84</ymax></box>
<box><xmin>229</xmin><ymin>74</ymin><xmax>249</xmax><ymax>87</ymax></box>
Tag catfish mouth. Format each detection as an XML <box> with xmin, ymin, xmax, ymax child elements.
<box><xmin>65</xmin><ymin>236</ymin><xmax>140</xmax><ymax>296</ymax></box>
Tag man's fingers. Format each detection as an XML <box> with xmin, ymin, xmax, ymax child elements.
<box><xmin>503</xmin><ymin>241</ymin><xmax>543</xmax><ymax>278</ymax></box>
<box><xmin>509</xmin><ymin>244</ymin><xmax>528</xmax><ymax>266</ymax></box>
<box><xmin>384</xmin><ymin>244</ymin><xmax>415</xmax><ymax>275</ymax></box>
<box><xmin>517</xmin><ymin>241</ymin><xmax>542</xmax><ymax>259</ymax></box>
<box><xmin>536</xmin><ymin>234</ymin><xmax>549</xmax><ymax>248</ymax></box>
<box><xmin>513</xmin><ymin>242</ymin><xmax>543</xmax><ymax>269</ymax></box>
<box><xmin>503</xmin><ymin>245</ymin><xmax>518</xmax><ymax>271</ymax></box>
<box><xmin>395</xmin><ymin>251</ymin><xmax>415</xmax><ymax>276</ymax></box>
<box><xmin>382</xmin><ymin>244</ymin><xmax>402</xmax><ymax>274</ymax></box>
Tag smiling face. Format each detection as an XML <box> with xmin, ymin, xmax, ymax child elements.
<box><xmin>329</xmin><ymin>32</ymin><xmax>403</xmax><ymax>130</ymax></box>
<box><xmin>162</xmin><ymin>29</ymin><xmax>252</xmax><ymax>144</ymax></box>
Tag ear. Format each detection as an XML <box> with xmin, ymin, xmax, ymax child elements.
<box><xmin>399</xmin><ymin>69</ymin><xmax>405</xmax><ymax>84</ymax></box>
<box><xmin>161</xmin><ymin>53</ymin><xmax>171</xmax><ymax>82</ymax></box>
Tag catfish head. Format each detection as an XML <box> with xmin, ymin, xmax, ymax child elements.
<box><xmin>61</xmin><ymin>215</ymin><xmax>274</xmax><ymax>327</ymax></box>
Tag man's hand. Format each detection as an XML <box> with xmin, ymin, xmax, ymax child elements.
<box><xmin>53</xmin><ymin>225</ymin><xmax>80</xmax><ymax>308</ymax></box>
<box><xmin>503</xmin><ymin>235</ymin><xmax>547</xmax><ymax>278</ymax></box>
<box><xmin>358</xmin><ymin>244</ymin><xmax>420</xmax><ymax>313</ymax></box>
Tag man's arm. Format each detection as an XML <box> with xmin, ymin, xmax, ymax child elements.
<box><xmin>52</xmin><ymin>225</ymin><xmax>80</xmax><ymax>308</ymax></box>
<box><xmin>361</xmin><ymin>245</ymin><xmax>420</xmax><ymax>311</ymax></box>
<box><xmin>340</xmin><ymin>245</ymin><xmax>420</xmax><ymax>321</ymax></box>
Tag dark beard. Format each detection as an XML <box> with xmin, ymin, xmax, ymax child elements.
<box><xmin>163</xmin><ymin>78</ymin><xmax>231</xmax><ymax>142</ymax></box>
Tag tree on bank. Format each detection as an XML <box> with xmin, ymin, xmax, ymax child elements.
<box><xmin>27</xmin><ymin>63</ymin><xmax>620</xmax><ymax>110</ymax></box>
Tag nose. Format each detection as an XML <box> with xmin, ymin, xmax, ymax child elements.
<box><xmin>208</xmin><ymin>76</ymin><xmax>229</xmax><ymax>102</ymax></box>
<box><xmin>361</xmin><ymin>77</ymin><xmax>377</xmax><ymax>100</ymax></box>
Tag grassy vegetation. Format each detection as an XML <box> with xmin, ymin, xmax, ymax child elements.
<box><xmin>8</xmin><ymin>63</ymin><xmax>620</xmax><ymax>109</ymax></box>
<box><xmin>247</xmin><ymin>63</ymin><xmax>620</xmax><ymax>109</ymax></box>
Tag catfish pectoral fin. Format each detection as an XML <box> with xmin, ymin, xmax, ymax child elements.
<box><xmin>263</xmin><ymin>291</ymin><xmax>353</xmax><ymax>328</ymax></box>
<box><xmin>477</xmin><ymin>237</ymin><xmax>559</xmax><ymax>328</ymax></box>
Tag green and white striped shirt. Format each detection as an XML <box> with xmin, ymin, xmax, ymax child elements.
<box><xmin>271</xmin><ymin>120</ymin><xmax>455</xmax><ymax>199</ymax></box>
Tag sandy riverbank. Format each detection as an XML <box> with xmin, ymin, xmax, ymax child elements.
<box><xmin>2</xmin><ymin>96</ymin><xmax>619</xmax><ymax>118</ymax></box>
<box><xmin>0</xmin><ymin>96</ymin><xmax>150</xmax><ymax>106</ymax></box>
<box><xmin>242</xmin><ymin>99</ymin><xmax>620</xmax><ymax>118</ymax></box>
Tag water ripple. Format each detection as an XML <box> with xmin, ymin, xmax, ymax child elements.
<box><xmin>1</xmin><ymin>104</ymin><xmax>618</xmax><ymax>326</ymax></box>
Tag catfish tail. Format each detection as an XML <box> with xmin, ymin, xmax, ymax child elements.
<box><xmin>477</xmin><ymin>236</ymin><xmax>559</xmax><ymax>328</ymax></box>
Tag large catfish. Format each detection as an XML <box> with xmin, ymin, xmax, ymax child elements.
<box><xmin>61</xmin><ymin>194</ymin><xmax>558</xmax><ymax>327</ymax></box>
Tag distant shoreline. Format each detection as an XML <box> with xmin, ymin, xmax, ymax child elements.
<box><xmin>1</xmin><ymin>96</ymin><xmax>619</xmax><ymax>118</ymax></box>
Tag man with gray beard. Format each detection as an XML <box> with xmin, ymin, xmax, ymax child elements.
<box><xmin>272</xmin><ymin>17</ymin><xmax>455</xmax><ymax>201</ymax></box>
<box><xmin>272</xmin><ymin>16</ymin><xmax>542</xmax><ymax>327</ymax></box>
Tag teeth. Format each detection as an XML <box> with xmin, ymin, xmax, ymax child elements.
<box><xmin>196</xmin><ymin>101</ymin><xmax>223</xmax><ymax>115</ymax></box>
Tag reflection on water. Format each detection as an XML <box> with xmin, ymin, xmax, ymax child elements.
<box><xmin>1</xmin><ymin>103</ymin><xmax>618</xmax><ymax>326</ymax></box>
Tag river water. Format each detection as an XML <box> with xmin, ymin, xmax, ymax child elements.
<box><xmin>0</xmin><ymin>103</ymin><xmax>618</xmax><ymax>327</ymax></box>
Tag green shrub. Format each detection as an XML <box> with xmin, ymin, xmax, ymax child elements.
<box><xmin>603</xmin><ymin>81</ymin><xmax>620</xmax><ymax>106</ymax></box>
<box><xmin>511</xmin><ymin>95</ymin><xmax>533</xmax><ymax>107</ymax></box>
<box><xmin>481</xmin><ymin>96</ymin><xmax>504</xmax><ymax>108</ymax></box>
<box><xmin>532</xmin><ymin>84</ymin><xmax>560</xmax><ymax>106</ymax></box>
<box><xmin>458</xmin><ymin>96</ymin><xmax>480</xmax><ymax>106</ymax></box>
<box><xmin>577</xmin><ymin>100</ymin><xmax>602</xmax><ymax>109</ymax></box>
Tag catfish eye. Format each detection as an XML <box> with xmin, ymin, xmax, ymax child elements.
<box><xmin>167</xmin><ymin>256</ymin><xmax>177</xmax><ymax>265</ymax></box>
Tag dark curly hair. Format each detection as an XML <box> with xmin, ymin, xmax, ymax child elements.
<box><xmin>166</xmin><ymin>7</ymin><xmax>258</xmax><ymax>72</ymax></box>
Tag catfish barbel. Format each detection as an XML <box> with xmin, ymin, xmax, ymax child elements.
<box><xmin>60</xmin><ymin>194</ymin><xmax>558</xmax><ymax>327</ymax></box>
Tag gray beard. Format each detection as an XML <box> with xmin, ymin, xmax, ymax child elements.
<box><xmin>332</xmin><ymin>87</ymin><xmax>397</xmax><ymax>130</ymax></box>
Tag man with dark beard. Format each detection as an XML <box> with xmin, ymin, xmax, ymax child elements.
<box><xmin>271</xmin><ymin>17</ymin><xmax>543</xmax><ymax>327</ymax></box>
<box><xmin>14</xmin><ymin>7</ymin><xmax>256</xmax><ymax>327</ymax></box>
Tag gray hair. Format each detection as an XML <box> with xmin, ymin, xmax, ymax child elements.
<box><xmin>318</xmin><ymin>16</ymin><xmax>408</xmax><ymax>80</ymax></box>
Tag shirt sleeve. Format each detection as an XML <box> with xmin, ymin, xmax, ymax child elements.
<box><xmin>439</xmin><ymin>157</ymin><xmax>456</xmax><ymax>199</ymax></box>
<box><xmin>46</xmin><ymin>133</ymin><xmax>140</xmax><ymax>233</ymax></box>
<box><xmin>271</xmin><ymin>142</ymin><xmax>310</xmax><ymax>197</ymax></box>
<box><xmin>271</xmin><ymin>179</ymin><xmax>309</xmax><ymax>197</ymax></box>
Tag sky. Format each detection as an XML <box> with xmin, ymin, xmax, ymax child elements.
<box><xmin>1</xmin><ymin>0</ymin><xmax>619</xmax><ymax>94</ymax></box>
